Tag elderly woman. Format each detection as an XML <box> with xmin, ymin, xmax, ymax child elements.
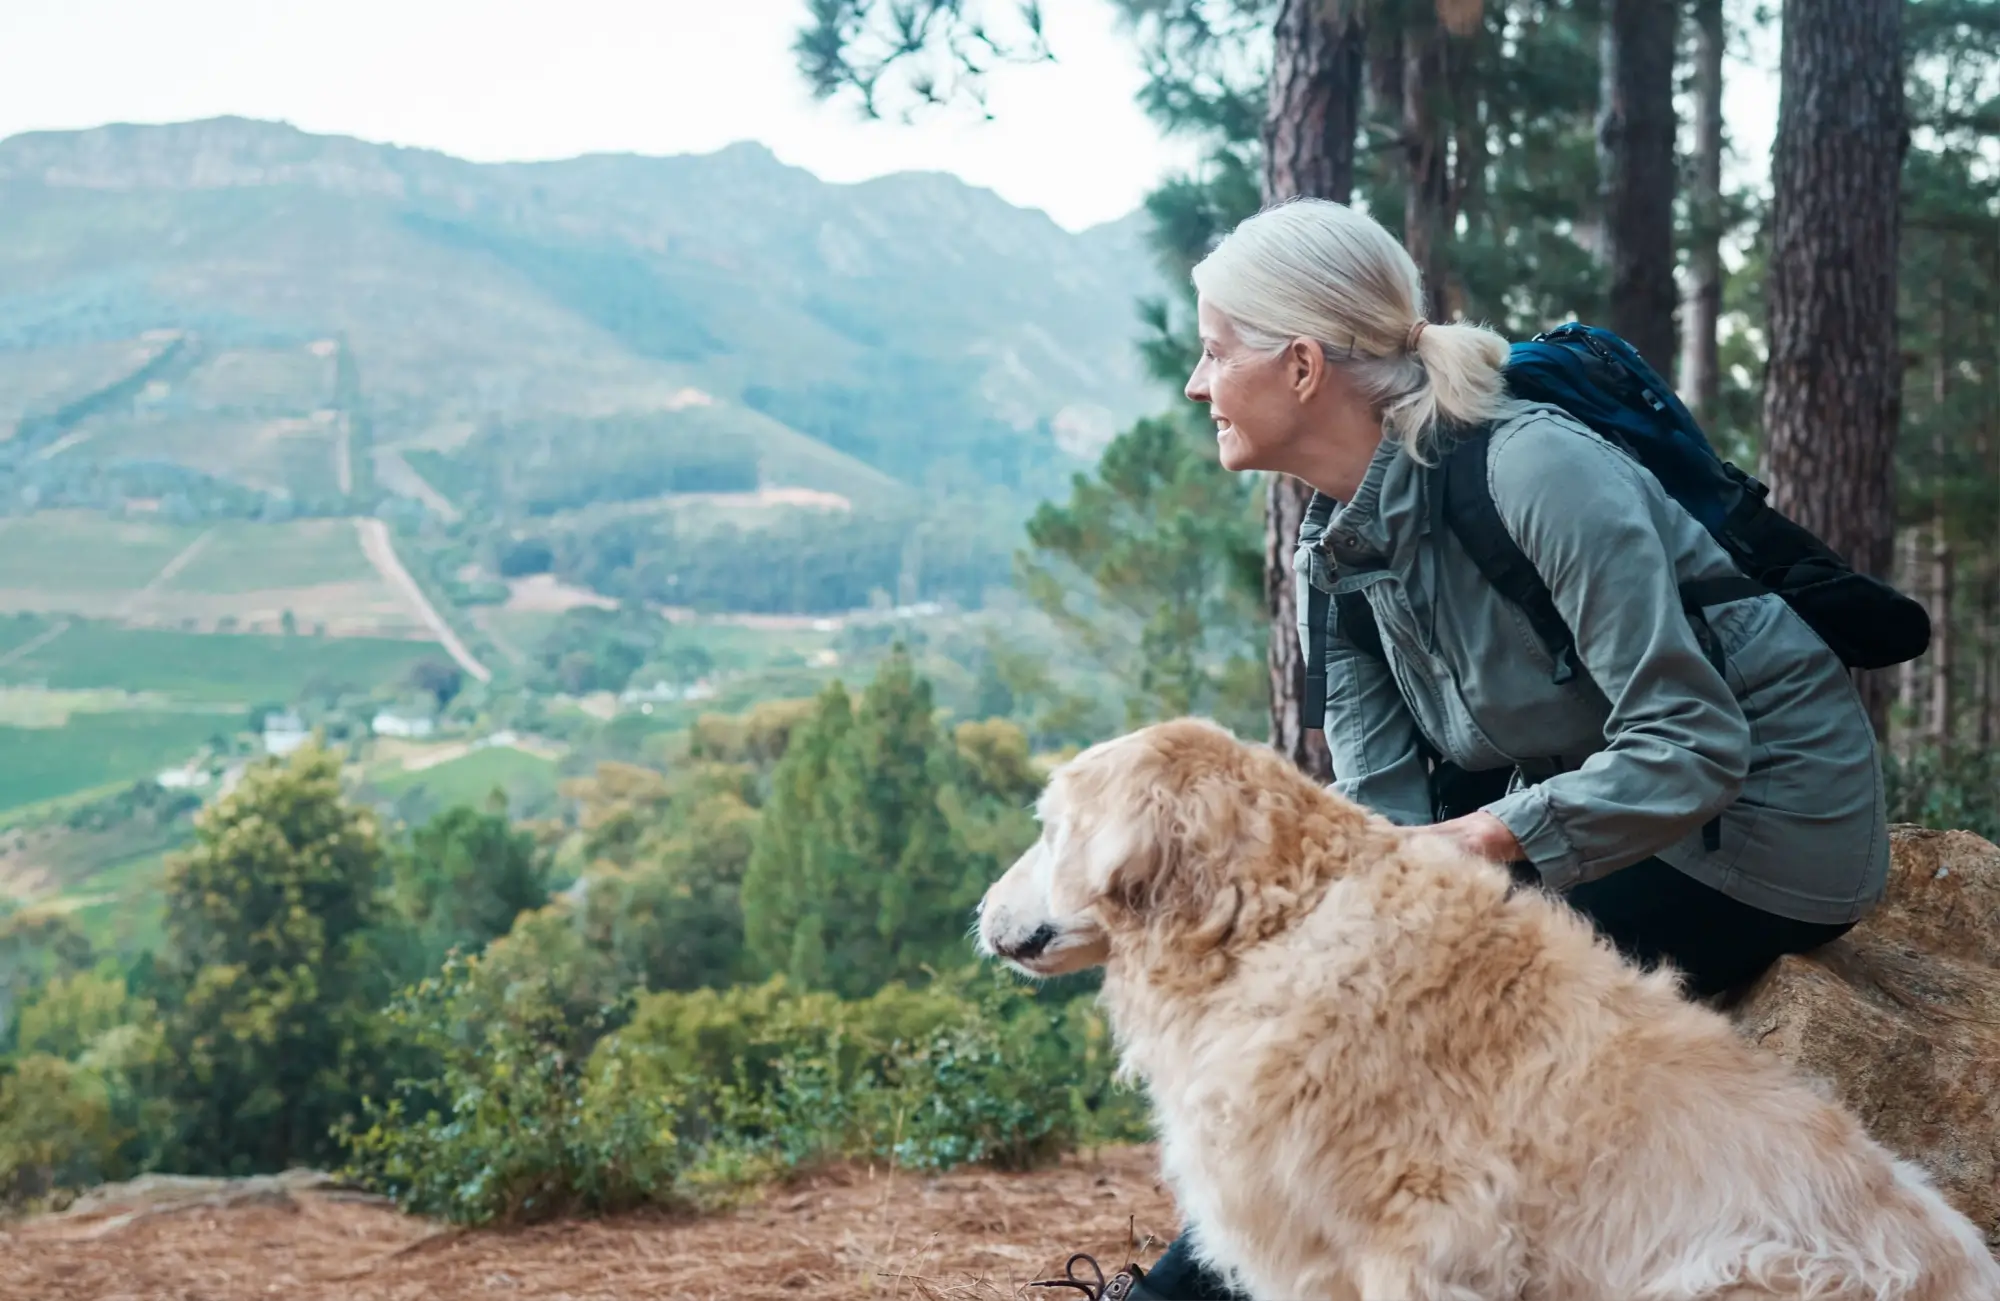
<box><xmin>1050</xmin><ymin>197</ymin><xmax>1890</xmax><ymax>1301</ymax></box>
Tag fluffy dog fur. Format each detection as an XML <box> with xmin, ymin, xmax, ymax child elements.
<box><xmin>976</xmin><ymin>718</ymin><xmax>2000</xmax><ymax>1301</ymax></box>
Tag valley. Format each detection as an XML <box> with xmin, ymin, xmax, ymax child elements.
<box><xmin>0</xmin><ymin>116</ymin><xmax>1164</xmax><ymax>951</ymax></box>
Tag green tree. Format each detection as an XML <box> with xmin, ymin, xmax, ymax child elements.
<box><xmin>576</xmin><ymin>762</ymin><xmax>761</xmax><ymax>992</ymax></box>
<box><xmin>742</xmin><ymin>651</ymin><xmax>979</xmax><ymax>997</ymax></box>
<box><xmin>1018</xmin><ymin>412</ymin><xmax>1264</xmax><ymax>732</ymax></box>
<box><xmin>741</xmin><ymin>682</ymin><xmax>855</xmax><ymax>991</ymax></box>
<box><xmin>158</xmin><ymin>743</ymin><xmax>391</xmax><ymax>1174</ymax></box>
<box><xmin>389</xmin><ymin>803</ymin><xmax>550</xmax><ymax>976</ymax></box>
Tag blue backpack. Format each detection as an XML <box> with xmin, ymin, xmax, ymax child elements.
<box><xmin>1301</xmin><ymin>322</ymin><xmax>1930</xmax><ymax>827</ymax></box>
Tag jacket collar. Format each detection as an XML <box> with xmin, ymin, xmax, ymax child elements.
<box><xmin>1306</xmin><ymin>436</ymin><xmax>1428</xmax><ymax>569</ymax></box>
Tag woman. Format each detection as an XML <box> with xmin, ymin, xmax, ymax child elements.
<box><xmin>1056</xmin><ymin>197</ymin><xmax>1889</xmax><ymax>1301</ymax></box>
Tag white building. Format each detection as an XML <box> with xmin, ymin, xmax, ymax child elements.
<box><xmin>371</xmin><ymin>710</ymin><xmax>435</xmax><ymax>739</ymax></box>
<box><xmin>262</xmin><ymin>710</ymin><xmax>309</xmax><ymax>757</ymax></box>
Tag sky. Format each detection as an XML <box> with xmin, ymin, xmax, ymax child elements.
<box><xmin>0</xmin><ymin>0</ymin><xmax>1781</xmax><ymax>234</ymax></box>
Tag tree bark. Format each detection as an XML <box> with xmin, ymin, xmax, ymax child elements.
<box><xmin>1260</xmin><ymin>0</ymin><xmax>1365</xmax><ymax>781</ymax></box>
<box><xmin>1679</xmin><ymin>0</ymin><xmax>1725</xmax><ymax>417</ymax></box>
<box><xmin>1402</xmin><ymin>17</ymin><xmax>1451</xmax><ymax>321</ymax></box>
<box><xmin>1896</xmin><ymin>526</ymin><xmax>1922</xmax><ymax>758</ymax></box>
<box><xmin>1760</xmin><ymin>0</ymin><xmax>1907</xmax><ymax>738</ymax></box>
<box><xmin>1926</xmin><ymin>270</ymin><xmax>1953</xmax><ymax>752</ymax></box>
<box><xmin>1597</xmin><ymin>0</ymin><xmax>1681</xmax><ymax>376</ymax></box>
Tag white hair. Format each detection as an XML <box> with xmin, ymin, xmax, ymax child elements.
<box><xmin>1190</xmin><ymin>197</ymin><xmax>1512</xmax><ymax>461</ymax></box>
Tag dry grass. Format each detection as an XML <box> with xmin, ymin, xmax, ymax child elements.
<box><xmin>0</xmin><ymin>1145</ymin><xmax>1181</xmax><ymax>1301</ymax></box>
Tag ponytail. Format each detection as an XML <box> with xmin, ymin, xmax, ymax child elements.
<box><xmin>1190</xmin><ymin>198</ymin><xmax>1512</xmax><ymax>460</ymax></box>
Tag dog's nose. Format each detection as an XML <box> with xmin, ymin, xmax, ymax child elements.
<box><xmin>1003</xmin><ymin>923</ymin><xmax>1057</xmax><ymax>962</ymax></box>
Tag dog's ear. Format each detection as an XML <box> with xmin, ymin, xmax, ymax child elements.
<box><xmin>1086</xmin><ymin>756</ymin><xmax>1245</xmax><ymax>951</ymax></box>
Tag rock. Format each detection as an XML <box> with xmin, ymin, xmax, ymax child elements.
<box><xmin>1733</xmin><ymin>827</ymin><xmax>2000</xmax><ymax>1248</ymax></box>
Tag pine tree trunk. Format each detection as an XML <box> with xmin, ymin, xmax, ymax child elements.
<box><xmin>1760</xmin><ymin>0</ymin><xmax>1907</xmax><ymax>738</ymax></box>
<box><xmin>1926</xmin><ymin>272</ymin><xmax>1953</xmax><ymax>752</ymax></box>
<box><xmin>1403</xmin><ymin>17</ymin><xmax>1451</xmax><ymax>320</ymax></box>
<box><xmin>1597</xmin><ymin>0</ymin><xmax>1680</xmax><ymax>375</ymax></box>
<box><xmin>1679</xmin><ymin>0</ymin><xmax>1725</xmax><ymax>416</ymax></box>
<box><xmin>1983</xmin><ymin>251</ymin><xmax>1999</xmax><ymax>752</ymax></box>
<box><xmin>1260</xmin><ymin>0</ymin><xmax>1365</xmax><ymax>781</ymax></box>
<box><xmin>1896</xmin><ymin>526</ymin><xmax>1922</xmax><ymax>757</ymax></box>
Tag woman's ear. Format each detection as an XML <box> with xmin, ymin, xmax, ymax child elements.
<box><xmin>1286</xmin><ymin>335</ymin><xmax>1327</xmax><ymax>402</ymax></box>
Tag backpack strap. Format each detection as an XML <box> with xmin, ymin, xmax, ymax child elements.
<box><xmin>1440</xmin><ymin>431</ymin><xmax>1758</xmax><ymax>854</ymax></box>
<box><xmin>1299</xmin><ymin>490</ymin><xmax>1340</xmax><ymax>733</ymax></box>
<box><xmin>1436</xmin><ymin>430</ymin><xmax>1580</xmax><ymax>687</ymax></box>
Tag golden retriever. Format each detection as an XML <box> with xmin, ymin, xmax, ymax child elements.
<box><xmin>976</xmin><ymin>717</ymin><xmax>2000</xmax><ymax>1301</ymax></box>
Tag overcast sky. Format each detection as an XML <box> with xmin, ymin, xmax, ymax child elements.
<box><xmin>0</xmin><ymin>0</ymin><xmax>1781</xmax><ymax>233</ymax></box>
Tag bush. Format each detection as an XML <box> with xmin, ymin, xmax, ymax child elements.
<box><xmin>0</xmin><ymin>1055</ymin><xmax>122</xmax><ymax>1208</ymax></box>
<box><xmin>337</xmin><ymin>957</ymin><xmax>683</xmax><ymax>1226</ymax></box>
<box><xmin>340</xmin><ymin>962</ymin><xmax>1147</xmax><ymax>1226</ymax></box>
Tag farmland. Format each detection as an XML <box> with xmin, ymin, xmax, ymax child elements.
<box><xmin>0</xmin><ymin>513</ymin><xmax>426</xmax><ymax>636</ymax></box>
<box><xmin>0</xmin><ymin>708</ymin><xmax>231</xmax><ymax>816</ymax></box>
<box><xmin>0</xmin><ymin>617</ymin><xmax>439</xmax><ymax>703</ymax></box>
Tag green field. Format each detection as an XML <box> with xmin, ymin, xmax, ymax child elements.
<box><xmin>0</xmin><ymin>338</ymin><xmax>165</xmax><ymax>430</ymax></box>
<box><xmin>161</xmin><ymin>519</ymin><xmax>374</xmax><ymax>594</ymax></box>
<box><xmin>0</xmin><ymin>710</ymin><xmax>228</xmax><ymax>814</ymax></box>
<box><xmin>0</xmin><ymin>618</ymin><xmax>435</xmax><ymax>702</ymax></box>
<box><xmin>369</xmin><ymin>745</ymin><xmax>562</xmax><ymax>822</ymax></box>
<box><xmin>181</xmin><ymin>345</ymin><xmax>335</xmax><ymax>410</ymax></box>
<box><xmin>0</xmin><ymin>512</ymin><xmax>206</xmax><ymax>592</ymax></box>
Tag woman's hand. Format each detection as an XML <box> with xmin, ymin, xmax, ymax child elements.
<box><xmin>1428</xmin><ymin>811</ymin><xmax>1525</xmax><ymax>865</ymax></box>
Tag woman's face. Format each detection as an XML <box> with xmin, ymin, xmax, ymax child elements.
<box><xmin>1185</xmin><ymin>297</ymin><xmax>1316</xmax><ymax>474</ymax></box>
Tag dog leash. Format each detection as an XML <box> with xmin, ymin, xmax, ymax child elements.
<box><xmin>1026</xmin><ymin>1252</ymin><xmax>1147</xmax><ymax>1300</ymax></box>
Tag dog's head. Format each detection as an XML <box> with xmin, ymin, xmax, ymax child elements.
<box><xmin>976</xmin><ymin>716</ymin><xmax>1367</xmax><ymax>980</ymax></box>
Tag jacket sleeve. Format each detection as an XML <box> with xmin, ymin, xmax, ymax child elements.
<box><xmin>1295</xmin><ymin>564</ymin><xmax>1434</xmax><ymax>827</ymax></box>
<box><xmin>1477</xmin><ymin>417</ymin><xmax>1751</xmax><ymax>888</ymax></box>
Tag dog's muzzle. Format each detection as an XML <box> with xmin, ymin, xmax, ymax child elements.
<box><xmin>998</xmin><ymin>922</ymin><xmax>1058</xmax><ymax>963</ymax></box>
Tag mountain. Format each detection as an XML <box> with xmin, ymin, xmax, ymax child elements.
<box><xmin>0</xmin><ymin>117</ymin><xmax>1170</xmax><ymax>527</ymax></box>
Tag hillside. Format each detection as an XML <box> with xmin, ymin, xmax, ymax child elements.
<box><xmin>0</xmin><ymin>117</ymin><xmax>1167</xmax><ymax>822</ymax></box>
<box><xmin>0</xmin><ymin>1146</ymin><xmax>1181</xmax><ymax>1301</ymax></box>
<box><xmin>0</xmin><ymin>117</ymin><xmax>1166</xmax><ymax>521</ymax></box>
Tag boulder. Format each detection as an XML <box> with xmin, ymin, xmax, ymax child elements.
<box><xmin>1733</xmin><ymin>827</ymin><xmax>2000</xmax><ymax>1248</ymax></box>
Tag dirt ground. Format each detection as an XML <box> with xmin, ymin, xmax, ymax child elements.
<box><xmin>0</xmin><ymin>1145</ymin><xmax>1182</xmax><ymax>1301</ymax></box>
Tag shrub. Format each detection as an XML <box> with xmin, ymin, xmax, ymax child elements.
<box><xmin>0</xmin><ymin>1055</ymin><xmax>122</xmax><ymax>1208</ymax></box>
<box><xmin>337</xmin><ymin>956</ymin><xmax>683</xmax><ymax>1226</ymax></box>
<box><xmin>341</xmin><ymin>962</ymin><xmax>1148</xmax><ymax>1226</ymax></box>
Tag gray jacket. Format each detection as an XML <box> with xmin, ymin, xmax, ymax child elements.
<box><xmin>1294</xmin><ymin>401</ymin><xmax>1888</xmax><ymax>925</ymax></box>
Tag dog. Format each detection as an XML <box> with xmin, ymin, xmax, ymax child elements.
<box><xmin>976</xmin><ymin>717</ymin><xmax>2000</xmax><ymax>1301</ymax></box>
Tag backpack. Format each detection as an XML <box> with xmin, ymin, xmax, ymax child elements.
<box><xmin>1299</xmin><ymin>321</ymin><xmax>1931</xmax><ymax>829</ymax></box>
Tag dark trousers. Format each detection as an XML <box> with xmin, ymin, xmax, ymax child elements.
<box><xmin>1140</xmin><ymin>856</ymin><xmax>1855</xmax><ymax>1300</ymax></box>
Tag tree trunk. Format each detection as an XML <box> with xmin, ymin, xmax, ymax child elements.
<box><xmin>1760</xmin><ymin>0</ymin><xmax>1907</xmax><ymax>738</ymax></box>
<box><xmin>1926</xmin><ymin>271</ymin><xmax>1953</xmax><ymax>752</ymax></box>
<box><xmin>1983</xmin><ymin>250</ymin><xmax>1999</xmax><ymax>752</ymax></box>
<box><xmin>1597</xmin><ymin>0</ymin><xmax>1681</xmax><ymax>375</ymax></box>
<box><xmin>1679</xmin><ymin>0</ymin><xmax>1725</xmax><ymax>416</ymax></box>
<box><xmin>1896</xmin><ymin>526</ymin><xmax>1922</xmax><ymax>757</ymax></box>
<box><xmin>1402</xmin><ymin>17</ymin><xmax>1451</xmax><ymax>321</ymax></box>
<box><xmin>1261</xmin><ymin>0</ymin><xmax>1365</xmax><ymax>781</ymax></box>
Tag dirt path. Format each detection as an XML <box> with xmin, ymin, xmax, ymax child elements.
<box><xmin>0</xmin><ymin>1146</ymin><xmax>1180</xmax><ymax>1301</ymax></box>
<box><xmin>372</xmin><ymin>446</ymin><xmax>460</xmax><ymax>523</ymax></box>
<box><xmin>354</xmin><ymin>517</ymin><xmax>491</xmax><ymax>684</ymax></box>
<box><xmin>0</xmin><ymin>618</ymin><xmax>73</xmax><ymax>670</ymax></box>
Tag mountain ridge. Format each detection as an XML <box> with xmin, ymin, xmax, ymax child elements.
<box><xmin>0</xmin><ymin>116</ymin><xmax>1172</xmax><ymax>517</ymax></box>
